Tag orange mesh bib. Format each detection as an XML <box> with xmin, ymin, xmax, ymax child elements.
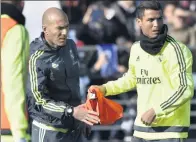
<box><xmin>85</xmin><ymin>87</ymin><xmax>123</xmax><ymax>125</ymax></box>
<box><xmin>1</xmin><ymin>17</ymin><xmax>17</xmax><ymax>130</ymax></box>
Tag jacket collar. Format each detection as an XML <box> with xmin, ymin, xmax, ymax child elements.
<box><xmin>37</xmin><ymin>32</ymin><xmax>62</xmax><ymax>52</ymax></box>
<box><xmin>140</xmin><ymin>24</ymin><xmax>168</xmax><ymax>55</ymax></box>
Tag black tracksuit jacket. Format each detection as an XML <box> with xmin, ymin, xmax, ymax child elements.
<box><xmin>26</xmin><ymin>34</ymin><xmax>81</xmax><ymax>129</ymax></box>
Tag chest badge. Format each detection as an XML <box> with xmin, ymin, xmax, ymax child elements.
<box><xmin>158</xmin><ymin>54</ymin><xmax>164</xmax><ymax>63</ymax></box>
<box><xmin>136</xmin><ymin>56</ymin><xmax>140</xmax><ymax>61</ymax></box>
<box><xmin>52</xmin><ymin>63</ymin><xmax>59</xmax><ymax>68</ymax></box>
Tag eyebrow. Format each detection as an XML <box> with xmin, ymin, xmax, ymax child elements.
<box><xmin>58</xmin><ymin>24</ymin><xmax>69</xmax><ymax>28</ymax></box>
<box><xmin>147</xmin><ymin>16</ymin><xmax>163</xmax><ymax>20</ymax></box>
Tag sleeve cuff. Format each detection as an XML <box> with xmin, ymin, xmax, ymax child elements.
<box><xmin>153</xmin><ymin>105</ymin><xmax>165</xmax><ymax>117</ymax></box>
<box><xmin>102</xmin><ymin>84</ymin><xmax>110</xmax><ymax>96</ymax></box>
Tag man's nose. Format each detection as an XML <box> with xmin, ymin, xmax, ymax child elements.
<box><xmin>153</xmin><ymin>19</ymin><xmax>159</xmax><ymax>27</ymax></box>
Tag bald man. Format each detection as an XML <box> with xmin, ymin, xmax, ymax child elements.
<box><xmin>26</xmin><ymin>8</ymin><xmax>100</xmax><ymax>142</ymax></box>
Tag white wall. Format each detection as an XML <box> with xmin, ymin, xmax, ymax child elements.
<box><xmin>23</xmin><ymin>1</ymin><xmax>62</xmax><ymax>42</ymax></box>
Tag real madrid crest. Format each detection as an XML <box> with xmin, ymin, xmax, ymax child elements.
<box><xmin>69</xmin><ymin>49</ymin><xmax>78</xmax><ymax>65</ymax></box>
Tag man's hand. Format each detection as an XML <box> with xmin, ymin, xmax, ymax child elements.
<box><xmin>88</xmin><ymin>85</ymin><xmax>106</xmax><ymax>95</ymax></box>
<box><xmin>73</xmin><ymin>104</ymin><xmax>100</xmax><ymax>126</ymax></box>
<box><xmin>141</xmin><ymin>108</ymin><xmax>156</xmax><ymax>126</ymax></box>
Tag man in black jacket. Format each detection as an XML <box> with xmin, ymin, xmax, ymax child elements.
<box><xmin>26</xmin><ymin>7</ymin><xmax>100</xmax><ymax>142</ymax></box>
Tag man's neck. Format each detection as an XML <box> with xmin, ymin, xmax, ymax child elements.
<box><xmin>45</xmin><ymin>38</ymin><xmax>54</xmax><ymax>47</ymax></box>
<box><xmin>43</xmin><ymin>34</ymin><xmax>55</xmax><ymax>48</ymax></box>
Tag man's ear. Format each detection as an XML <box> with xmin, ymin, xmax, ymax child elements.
<box><xmin>42</xmin><ymin>25</ymin><xmax>49</xmax><ymax>35</ymax></box>
<box><xmin>136</xmin><ymin>18</ymin><xmax>142</xmax><ymax>27</ymax></box>
<box><xmin>42</xmin><ymin>25</ymin><xmax>47</xmax><ymax>33</ymax></box>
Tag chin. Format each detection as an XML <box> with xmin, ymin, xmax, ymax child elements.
<box><xmin>151</xmin><ymin>34</ymin><xmax>159</xmax><ymax>39</ymax></box>
<box><xmin>58</xmin><ymin>42</ymin><xmax>66</xmax><ymax>46</ymax></box>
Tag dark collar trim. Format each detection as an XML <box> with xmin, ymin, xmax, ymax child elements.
<box><xmin>1</xmin><ymin>3</ymin><xmax>25</xmax><ymax>25</ymax></box>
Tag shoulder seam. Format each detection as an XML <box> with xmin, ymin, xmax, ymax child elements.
<box><xmin>132</xmin><ymin>41</ymin><xmax>140</xmax><ymax>46</ymax></box>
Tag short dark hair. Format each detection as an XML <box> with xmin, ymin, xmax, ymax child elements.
<box><xmin>136</xmin><ymin>0</ymin><xmax>162</xmax><ymax>19</ymax></box>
